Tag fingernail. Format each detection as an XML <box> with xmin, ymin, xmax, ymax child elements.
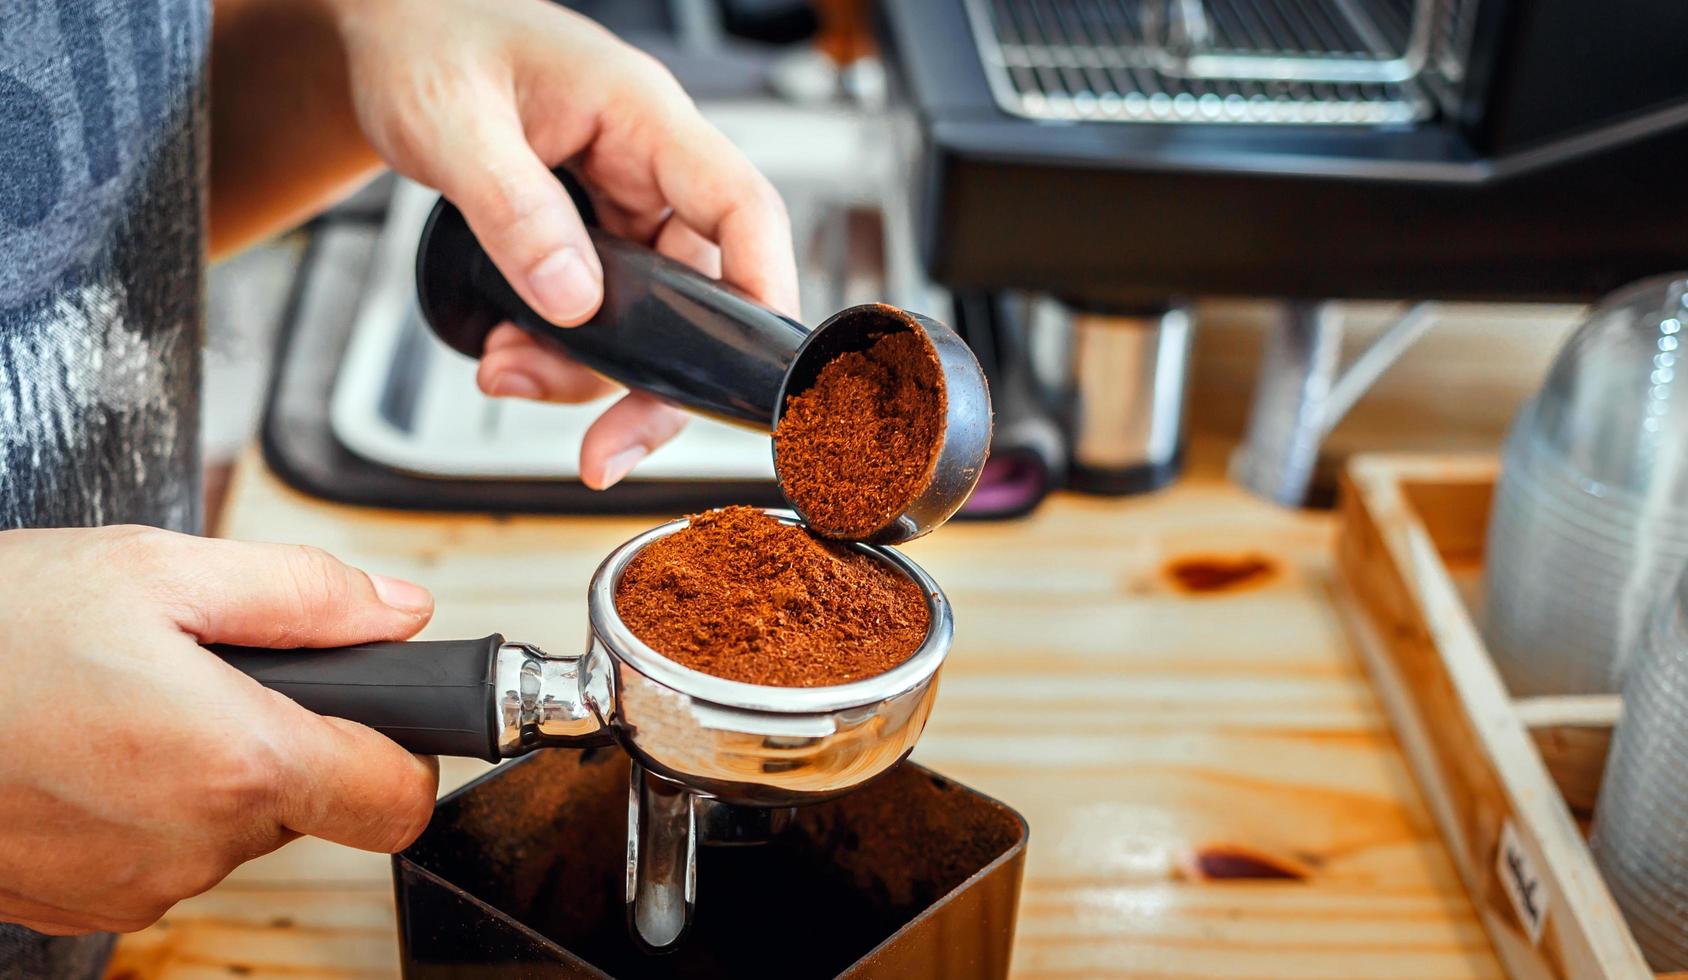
<box><xmin>597</xmin><ymin>446</ymin><xmax>648</xmax><ymax>490</ymax></box>
<box><xmin>527</xmin><ymin>247</ymin><xmax>600</xmax><ymax>325</ymax></box>
<box><xmin>369</xmin><ymin>573</ymin><xmax>433</xmax><ymax>615</ymax></box>
<box><xmin>486</xmin><ymin>371</ymin><xmax>542</xmax><ymax>400</ymax></box>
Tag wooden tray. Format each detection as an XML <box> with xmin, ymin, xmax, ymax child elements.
<box><xmin>1335</xmin><ymin>454</ymin><xmax>1683</xmax><ymax>980</ymax></box>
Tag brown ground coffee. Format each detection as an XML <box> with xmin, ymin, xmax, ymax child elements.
<box><xmin>773</xmin><ymin>327</ymin><xmax>945</xmax><ymax>539</ymax></box>
<box><xmin>614</xmin><ymin>506</ymin><xmax>929</xmax><ymax>687</ymax></box>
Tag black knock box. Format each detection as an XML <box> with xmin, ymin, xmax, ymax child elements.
<box><xmin>393</xmin><ymin>747</ymin><xmax>1029</xmax><ymax>979</ymax></box>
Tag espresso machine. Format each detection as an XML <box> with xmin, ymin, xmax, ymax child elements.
<box><xmin>882</xmin><ymin>0</ymin><xmax>1688</xmax><ymax>504</ymax></box>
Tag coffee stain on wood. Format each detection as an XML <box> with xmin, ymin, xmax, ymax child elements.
<box><xmin>1165</xmin><ymin>555</ymin><xmax>1277</xmax><ymax>594</ymax></box>
<box><xmin>1193</xmin><ymin>844</ymin><xmax>1309</xmax><ymax>881</ymax></box>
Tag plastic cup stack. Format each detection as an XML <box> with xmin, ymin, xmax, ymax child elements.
<box><xmin>1591</xmin><ymin>568</ymin><xmax>1688</xmax><ymax>971</ymax></box>
<box><xmin>1483</xmin><ymin>274</ymin><xmax>1688</xmax><ymax>696</ymax></box>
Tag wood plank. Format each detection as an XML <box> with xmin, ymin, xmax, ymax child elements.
<box><xmin>1336</xmin><ymin>456</ymin><xmax>1652</xmax><ymax>979</ymax></box>
<box><xmin>109</xmin><ymin>442</ymin><xmax>1500</xmax><ymax>978</ymax></box>
<box><xmin>1515</xmin><ymin>697</ymin><xmax>1621</xmax><ymax>820</ymax></box>
<box><xmin>105</xmin><ymin>886</ymin><xmax>396</xmax><ymax>980</ymax></box>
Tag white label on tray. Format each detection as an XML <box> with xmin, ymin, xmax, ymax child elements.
<box><xmin>1497</xmin><ymin>819</ymin><xmax>1548</xmax><ymax>945</ymax></box>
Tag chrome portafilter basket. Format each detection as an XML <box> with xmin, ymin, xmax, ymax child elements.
<box><xmin>215</xmin><ymin>510</ymin><xmax>952</xmax><ymax>951</ymax></box>
<box><xmin>582</xmin><ymin>512</ymin><xmax>951</xmax><ymax>949</ymax></box>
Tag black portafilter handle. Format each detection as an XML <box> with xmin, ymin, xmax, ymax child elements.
<box><xmin>414</xmin><ymin>171</ymin><xmax>808</xmax><ymax>429</ymax></box>
<box><xmin>212</xmin><ymin>636</ymin><xmax>507</xmax><ymax>762</ymax></box>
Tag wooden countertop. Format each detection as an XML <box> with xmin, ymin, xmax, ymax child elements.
<box><xmin>108</xmin><ymin>440</ymin><xmax>1503</xmax><ymax>979</ymax></box>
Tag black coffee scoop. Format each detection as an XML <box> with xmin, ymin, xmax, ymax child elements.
<box><xmin>415</xmin><ymin>172</ymin><xmax>990</xmax><ymax>544</ymax></box>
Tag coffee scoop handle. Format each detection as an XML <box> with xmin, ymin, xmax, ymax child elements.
<box><xmin>211</xmin><ymin>636</ymin><xmax>506</xmax><ymax>761</ymax></box>
<box><xmin>416</xmin><ymin>181</ymin><xmax>810</xmax><ymax>429</ymax></box>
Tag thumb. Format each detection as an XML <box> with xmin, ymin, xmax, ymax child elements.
<box><xmin>144</xmin><ymin>533</ymin><xmax>433</xmax><ymax>648</ymax></box>
<box><xmin>430</xmin><ymin>106</ymin><xmax>602</xmax><ymax>328</ymax></box>
<box><xmin>266</xmin><ymin>697</ymin><xmax>440</xmax><ymax>852</ymax></box>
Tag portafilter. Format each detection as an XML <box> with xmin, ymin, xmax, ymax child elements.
<box><xmin>414</xmin><ymin>172</ymin><xmax>991</xmax><ymax>544</ymax></box>
<box><xmin>213</xmin><ymin>510</ymin><xmax>952</xmax><ymax>951</ymax></box>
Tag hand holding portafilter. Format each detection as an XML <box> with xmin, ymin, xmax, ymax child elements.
<box><xmin>414</xmin><ymin>173</ymin><xmax>991</xmax><ymax>544</ymax></box>
<box><xmin>214</xmin><ymin>511</ymin><xmax>952</xmax><ymax>951</ymax></box>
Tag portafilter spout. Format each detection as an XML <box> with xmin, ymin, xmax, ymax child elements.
<box><xmin>414</xmin><ymin>174</ymin><xmax>990</xmax><ymax>543</ymax></box>
<box><xmin>211</xmin><ymin>510</ymin><xmax>952</xmax><ymax>951</ymax></box>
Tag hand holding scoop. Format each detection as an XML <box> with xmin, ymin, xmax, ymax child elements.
<box><xmin>415</xmin><ymin>173</ymin><xmax>991</xmax><ymax>543</ymax></box>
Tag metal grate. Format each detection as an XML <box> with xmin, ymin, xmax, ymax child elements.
<box><xmin>1173</xmin><ymin>0</ymin><xmax>1413</xmax><ymax>60</ymax></box>
<box><xmin>1425</xmin><ymin>0</ymin><xmax>1479</xmax><ymax>99</ymax></box>
<box><xmin>961</xmin><ymin>0</ymin><xmax>1474</xmax><ymax>125</ymax></box>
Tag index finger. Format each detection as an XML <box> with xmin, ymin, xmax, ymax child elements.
<box><xmin>651</xmin><ymin>118</ymin><xmax>800</xmax><ymax>318</ymax></box>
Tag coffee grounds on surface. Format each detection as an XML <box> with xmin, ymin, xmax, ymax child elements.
<box><xmin>614</xmin><ymin>506</ymin><xmax>929</xmax><ymax>687</ymax></box>
<box><xmin>774</xmin><ymin>327</ymin><xmax>945</xmax><ymax>539</ymax></box>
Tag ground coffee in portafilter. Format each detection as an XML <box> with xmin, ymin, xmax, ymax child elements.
<box><xmin>614</xmin><ymin>507</ymin><xmax>929</xmax><ymax>687</ymax></box>
<box><xmin>774</xmin><ymin>328</ymin><xmax>945</xmax><ymax>539</ymax></box>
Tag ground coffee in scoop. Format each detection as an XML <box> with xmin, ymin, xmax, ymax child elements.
<box><xmin>774</xmin><ymin>328</ymin><xmax>945</xmax><ymax>539</ymax></box>
<box><xmin>614</xmin><ymin>507</ymin><xmax>929</xmax><ymax>687</ymax></box>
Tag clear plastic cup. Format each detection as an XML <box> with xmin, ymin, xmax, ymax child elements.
<box><xmin>1483</xmin><ymin>274</ymin><xmax>1688</xmax><ymax>695</ymax></box>
<box><xmin>1591</xmin><ymin>571</ymin><xmax>1688</xmax><ymax>971</ymax></box>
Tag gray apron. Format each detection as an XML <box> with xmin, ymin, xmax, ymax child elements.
<box><xmin>0</xmin><ymin>0</ymin><xmax>209</xmax><ymax>972</ymax></box>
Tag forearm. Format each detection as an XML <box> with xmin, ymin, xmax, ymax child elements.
<box><xmin>209</xmin><ymin>0</ymin><xmax>379</xmax><ymax>258</ymax></box>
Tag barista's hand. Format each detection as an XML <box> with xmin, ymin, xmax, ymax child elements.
<box><xmin>0</xmin><ymin>526</ymin><xmax>439</xmax><ymax>935</ymax></box>
<box><xmin>333</xmin><ymin>0</ymin><xmax>800</xmax><ymax>489</ymax></box>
